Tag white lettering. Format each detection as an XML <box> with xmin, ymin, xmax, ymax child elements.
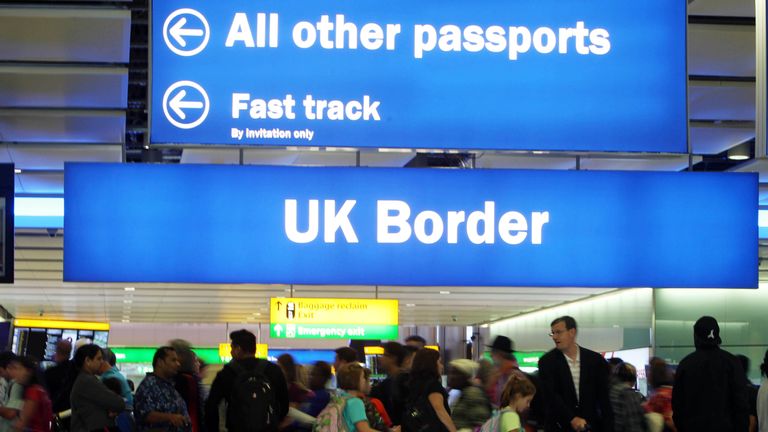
<box><xmin>324</xmin><ymin>200</ymin><xmax>359</xmax><ymax>243</ymax></box>
<box><xmin>377</xmin><ymin>200</ymin><xmax>411</xmax><ymax>243</ymax></box>
<box><xmin>285</xmin><ymin>199</ymin><xmax>319</xmax><ymax>243</ymax></box>
<box><xmin>414</xmin><ymin>210</ymin><xmax>445</xmax><ymax>244</ymax></box>
<box><xmin>225</xmin><ymin>13</ymin><xmax>255</xmax><ymax>48</ymax></box>
<box><xmin>498</xmin><ymin>211</ymin><xmax>528</xmax><ymax>245</ymax></box>
<box><xmin>466</xmin><ymin>201</ymin><xmax>496</xmax><ymax>244</ymax></box>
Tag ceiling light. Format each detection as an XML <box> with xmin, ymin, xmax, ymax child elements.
<box><xmin>123</xmin><ymin>300</ymin><xmax>132</xmax><ymax>304</ymax></box>
<box><xmin>439</xmin><ymin>291</ymin><xmax>450</xmax><ymax>295</ymax></box>
<box><xmin>405</xmin><ymin>303</ymin><xmax>416</xmax><ymax>307</ymax></box>
<box><xmin>480</xmin><ymin>324</ymin><xmax>489</xmax><ymax>328</ymax></box>
<box><xmin>124</xmin><ymin>287</ymin><xmax>135</xmax><ymax>292</ymax></box>
<box><xmin>252</xmin><ymin>312</ymin><xmax>262</xmax><ymax>316</ymax></box>
<box><xmin>121</xmin><ymin>319</ymin><xmax>130</xmax><ymax>323</ymax></box>
<box><xmin>14</xmin><ymin>168</ymin><xmax>22</xmax><ymax>174</ymax></box>
<box><xmin>727</xmin><ymin>142</ymin><xmax>751</xmax><ymax>161</ymax></box>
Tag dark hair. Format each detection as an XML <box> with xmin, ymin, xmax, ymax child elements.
<box><xmin>410</xmin><ymin>348</ymin><xmax>441</xmax><ymax>381</ymax></box>
<box><xmin>500</xmin><ymin>374</ymin><xmax>536</xmax><ymax>407</ymax></box>
<box><xmin>13</xmin><ymin>356</ymin><xmax>45</xmax><ymax>390</ymax></box>
<box><xmin>102</xmin><ymin>348</ymin><xmax>117</xmax><ymax>367</ymax></box>
<box><xmin>309</xmin><ymin>361</ymin><xmax>333</xmax><ymax>390</ymax></box>
<box><xmin>0</xmin><ymin>351</ymin><xmax>17</xmax><ymax>368</ymax></box>
<box><xmin>607</xmin><ymin>357</ymin><xmax>624</xmax><ymax>367</ymax></box>
<box><xmin>383</xmin><ymin>342</ymin><xmax>407</xmax><ymax>367</ymax></box>
<box><xmin>406</xmin><ymin>335</ymin><xmax>427</xmax><ymax>346</ymax></box>
<box><xmin>103</xmin><ymin>377</ymin><xmax>122</xmax><ymax>396</ymax></box>
<box><xmin>335</xmin><ymin>347</ymin><xmax>358</xmax><ymax>363</ymax></box>
<box><xmin>230</xmin><ymin>329</ymin><xmax>256</xmax><ymax>354</ymax></box>
<box><xmin>615</xmin><ymin>362</ymin><xmax>637</xmax><ymax>384</ymax></box>
<box><xmin>127</xmin><ymin>379</ymin><xmax>135</xmax><ymax>392</ymax></box>
<box><xmin>337</xmin><ymin>363</ymin><xmax>365</xmax><ymax>391</ymax></box>
<box><xmin>761</xmin><ymin>349</ymin><xmax>768</xmax><ymax>377</ymax></box>
<box><xmin>152</xmin><ymin>346</ymin><xmax>176</xmax><ymax>368</ymax></box>
<box><xmin>74</xmin><ymin>344</ymin><xmax>102</xmax><ymax>370</ymax></box>
<box><xmin>648</xmin><ymin>357</ymin><xmax>672</xmax><ymax>388</ymax></box>
<box><xmin>55</xmin><ymin>340</ymin><xmax>73</xmax><ymax>357</ymax></box>
<box><xmin>404</xmin><ymin>345</ymin><xmax>419</xmax><ymax>356</ymax></box>
<box><xmin>277</xmin><ymin>353</ymin><xmax>298</xmax><ymax>383</ymax></box>
<box><xmin>551</xmin><ymin>316</ymin><xmax>577</xmax><ymax>331</ymax></box>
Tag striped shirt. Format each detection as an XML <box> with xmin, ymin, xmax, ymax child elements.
<box><xmin>563</xmin><ymin>348</ymin><xmax>581</xmax><ymax>402</ymax></box>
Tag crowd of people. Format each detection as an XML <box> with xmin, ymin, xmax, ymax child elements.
<box><xmin>0</xmin><ymin>315</ymin><xmax>767</xmax><ymax>432</ymax></box>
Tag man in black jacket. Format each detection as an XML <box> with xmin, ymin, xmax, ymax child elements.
<box><xmin>205</xmin><ymin>329</ymin><xmax>289</xmax><ymax>432</ymax></box>
<box><xmin>538</xmin><ymin>316</ymin><xmax>612</xmax><ymax>432</ymax></box>
<box><xmin>672</xmin><ymin>316</ymin><xmax>749</xmax><ymax>432</ymax></box>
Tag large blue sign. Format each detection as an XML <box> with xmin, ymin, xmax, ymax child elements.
<box><xmin>150</xmin><ymin>0</ymin><xmax>687</xmax><ymax>152</ymax></box>
<box><xmin>65</xmin><ymin>164</ymin><xmax>756</xmax><ymax>288</ymax></box>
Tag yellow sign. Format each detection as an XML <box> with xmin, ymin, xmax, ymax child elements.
<box><xmin>270</xmin><ymin>298</ymin><xmax>398</xmax><ymax>325</ymax></box>
<box><xmin>14</xmin><ymin>319</ymin><xmax>109</xmax><ymax>331</ymax></box>
<box><xmin>218</xmin><ymin>343</ymin><xmax>268</xmax><ymax>359</ymax></box>
<box><xmin>425</xmin><ymin>345</ymin><xmax>440</xmax><ymax>352</ymax></box>
<box><xmin>364</xmin><ymin>346</ymin><xmax>384</xmax><ymax>355</ymax></box>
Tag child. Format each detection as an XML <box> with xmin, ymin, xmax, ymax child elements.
<box><xmin>481</xmin><ymin>375</ymin><xmax>536</xmax><ymax>432</ymax></box>
<box><xmin>8</xmin><ymin>356</ymin><xmax>53</xmax><ymax>432</ymax></box>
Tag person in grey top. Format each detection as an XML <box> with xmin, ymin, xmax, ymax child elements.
<box><xmin>70</xmin><ymin>344</ymin><xmax>125</xmax><ymax>432</ymax></box>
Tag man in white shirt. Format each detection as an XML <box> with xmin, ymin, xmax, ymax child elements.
<box><xmin>0</xmin><ymin>352</ymin><xmax>23</xmax><ymax>432</ymax></box>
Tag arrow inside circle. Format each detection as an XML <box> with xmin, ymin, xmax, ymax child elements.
<box><xmin>170</xmin><ymin>17</ymin><xmax>204</xmax><ymax>47</ymax></box>
<box><xmin>169</xmin><ymin>89</ymin><xmax>204</xmax><ymax>120</ymax></box>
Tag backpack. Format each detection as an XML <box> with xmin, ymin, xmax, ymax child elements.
<box><xmin>227</xmin><ymin>360</ymin><xmax>278</xmax><ymax>432</ymax></box>
<box><xmin>401</xmin><ymin>385</ymin><xmax>443</xmax><ymax>432</ymax></box>
<box><xmin>313</xmin><ymin>391</ymin><xmax>351</xmax><ymax>432</ymax></box>
<box><xmin>476</xmin><ymin>408</ymin><xmax>515</xmax><ymax>432</ymax></box>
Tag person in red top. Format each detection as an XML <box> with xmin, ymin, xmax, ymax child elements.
<box><xmin>9</xmin><ymin>356</ymin><xmax>53</xmax><ymax>432</ymax></box>
<box><xmin>644</xmin><ymin>357</ymin><xmax>676</xmax><ymax>432</ymax></box>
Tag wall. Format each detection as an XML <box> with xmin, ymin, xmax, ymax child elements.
<box><xmin>655</xmin><ymin>285</ymin><xmax>768</xmax><ymax>382</ymax></box>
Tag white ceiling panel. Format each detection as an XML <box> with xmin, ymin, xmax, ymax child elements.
<box><xmin>689</xmin><ymin>82</ymin><xmax>755</xmax><ymax>120</ymax></box>
<box><xmin>0</xmin><ymin>8</ymin><xmax>131</xmax><ymax>63</ymax></box>
<box><xmin>0</xmin><ymin>110</ymin><xmax>125</xmax><ymax>144</ymax></box>
<box><xmin>688</xmin><ymin>24</ymin><xmax>755</xmax><ymax>77</ymax></box>
<box><xmin>475</xmin><ymin>154</ymin><xmax>577</xmax><ymax>170</ymax></box>
<box><xmin>688</xmin><ymin>0</ymin><xmax>755</xmax><ymax>17</ymax></box>
<box><xmin>0</xmin><ymin>66</ymin><xmax>128</xmax><ymax>109</ymax></box>
<box><xmin>15</xmin><ymin>172</ymin><xmax>64</xmax><ymax>195</ymax></box>
<box><xmin>690</xmin><ymin>124</ymin><xmax>755</xmax><ymax>154</ymax></box>
<box><xmin>579</xmin><ymin>155</ymin><xmax>702</xmax><ymax>171</ymax></box>
<box><xmin>3</xmin><ymin>144</ymin><xmax>121</xmax><ymax>170</ymax></box>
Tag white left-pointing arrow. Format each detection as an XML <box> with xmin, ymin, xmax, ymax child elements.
<box><xmin>169</xmin><ymin>89</ymin><xmax>204</xmax><ymax>120</ymax></box>
<box><xmin>170</xmin><ymin>17</ymin><xmax>204</xmax><ymax>47</ymax></box>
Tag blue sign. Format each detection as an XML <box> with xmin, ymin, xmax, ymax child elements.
<box><xmin>150</xmin><ymin>0</ymin><xmax>687</xmax><ymax>152</ymax></box>
<box><xmin>65</xmin><ymin>163</ymin><xmax>757</xmax><ymax>288</ymax></box>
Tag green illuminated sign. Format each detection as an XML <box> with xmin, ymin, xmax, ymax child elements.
<box><xmin>483</xmin><ymin>350</ymin><xmax>545</xmax><ymax>369</ymax></box>
<box><xmin>112</xmin><ymin>347</ymin><xmax>224</xmax><ymax>364</ymax></box>
<box><xmin>269</xmin><ymin>323</ymin><xmax>398</xmax><ymax>340</ymax></box>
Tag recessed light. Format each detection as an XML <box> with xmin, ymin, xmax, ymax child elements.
<box><xmin>439</xmin><ymin>291</ymin><xmax>450</xmax><ymax>295</ymax></box>
<box><xmin>480</xmin><ymin>324</ymin><xmax>489</xmax><ymax>328</ymax></box>
<box><xmin>124</xmin><ymin>287</ymin><xmax>135</xmax><ymax>292</ymax></box>
<box><xmin>14</xmin><ymin>168</ymin><xmax>22</xmax><ymax>174</ymax></box>
<box><xmin>406</xmin><ymin>303</ymin><xmax>416</xmax><ymax>307</ymax></box>
<box><xmin>121</xmin><ymin>319</ymin><xmax>130</xmax><ymax>323</ymax></box>
<box><xmin>123</xmin><ymin>300</ymin><xmax>132</xmax><ymax>304</ymax></box>
<box><xmin>252</xmin><ymin>312</ymin><xmax>262</xmax><ymax>316</ymax></box>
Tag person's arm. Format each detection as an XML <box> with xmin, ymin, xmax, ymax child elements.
<box><xmin>428</xmin><ymin>392</ymin><xmax>457</xmax><ymax>432</ymax></box>
<box><xmin>0</xmin><ymin>406</ymin><xmax>18</xmax><ymax>420</ymax></box>
<box><xmin>204</xmin><ymin>368</ymin><xmax>229</xmax><ymax>432</ymax></box>
<box><xmin>80</xmin><ymin>377</ymin><xmax>126</xmax><ymax>412</ymax></box>
<box><xmin>538</xmin><ymin>354</ymin><xmax>576</xmax><ymax>428</ymax></box>
<box><xmin>731</xmin><ymin>359</ymin><xmax>750</xmax><ymax>432</ymax></box>
<box><xmin>144</xmin><ymin>411</ymin><xmax>188</xmax><ymax>427</ymax></box>
<box><xmin>268</xmin><ymin>363</ymin><xmax>290</xmax><ymax>421</ymax></box>
<box><xmin>14</xmin><ymin>396</ymin><xmax>37</xmax><ymax>431</ymax></box>
<box><xmin>595</xmin><ymin>355</ymin><xmax>614</xmax><ymax>432</ymax></box>
<box><xmin>671</xmin><ymin>365</ymin><xmax>685</xmax><ymax>432</ymax></box>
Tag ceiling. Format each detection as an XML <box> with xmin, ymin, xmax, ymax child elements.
<box><xmin>0</xmin><ymin>0</ymin><xmax>764</xmax><ymax>325</ymax></box>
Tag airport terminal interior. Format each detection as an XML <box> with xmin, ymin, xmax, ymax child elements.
<box><xmin>1</xmin><ymin>0</ymin><xmax>768</xmax><ymax>431</ymax></box>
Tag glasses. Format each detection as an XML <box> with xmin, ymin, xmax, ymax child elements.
<box><xmin>549</xmin><ymin>329</ymin><xmax>568</xmax><ymax>337</ymax></box>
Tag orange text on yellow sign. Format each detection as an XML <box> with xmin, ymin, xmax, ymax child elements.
<box><xmin>270</xmin><ymin>298</ymin><xmax>398</xmax><ymax>325</ymax></box>
<box><xmin>218</xmin><ymin>343</ymin><xmax>268</xmax><ymax>359</ymax></box>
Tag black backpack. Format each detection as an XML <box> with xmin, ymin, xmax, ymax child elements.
<box><xmin>227</xmin><ymin>360</ymin><xmax>278</xmax><ymax>432</ymax></box>
<box><xmin>401</xmin><ymin>384</ymin><xmax>444</xmax><ymax>432</ymax></box>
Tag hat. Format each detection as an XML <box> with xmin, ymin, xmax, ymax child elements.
<box><xmin>450</xmin><ymin>359</ymin><xmax>479</xmax><ymax>378</ymax></box>
<box><xmin>694</xmin><ymin>316</ymin><xmax>721</xmax><ymax>345</ymax></box>
<box><xmin>487</xmin><ymin>335</ymin><xmax>515</xmax><ymax>353</ymax></box>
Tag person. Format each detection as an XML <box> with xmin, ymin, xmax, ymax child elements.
<box><xmin>609</xmin><ymin>362</ymin><xmax>645</xmax><ymax>432</ymax></box>
<box><xmin>334</xmin><ymin>363</ymin><xmax>382</xmax><ymax>432</ymax></box>
<box><xmin>1</xmin><ymin>352</ymin><xmax>23</xmax><ymax>432</ymax></box>
<box><xmin>486</xmin><ymin>336</ymin><xmax>524</xmax><ymax>408</ymax></box>
<box><xmin>278</xmin><ymin>353</ymin><xmax>313</xmax><ymax>408</ymax></box>
<box><xmin>304</xmin><ymin>361</ymin><xmax>333</xmax><ymax>417</ymax></box>
<box><xmin>672</xmin><ymin>316</ymin><xmax>748</xmax><ymax>432</ymax></box>
<box><xmin>758</xmin><ymin>349</ymin><xmax>768</xmax><ymax>432</ymax></box>
<box><xmin>103</xmin><ymin>378</ymin><xmax>135</xmax><ymax>432</ymax></box>
<box><xmin>362</xmin><ymin>368</ymin><xmax>391</xmax><ymax>430</ymax></box>
<box><xmin>737</xmin><ymin>355</ymin><xmax>759</xmax><ymax>432</ymax></box>
<box><xmin>370</xmin><ymin>342</ymin><xmax>407</xmax><ymax>425</ymax></box>
<box><xmin>205</xmin><ymin>329</ymin><xmax>289</xmax><ymax>432</ymax></box>
<box><xmin>538</xmin><ymin>316</ymin><xmax>612</xmax><ymax>432</ymax></box>
<box><xmin>43</xmin><ymin>340</ymin><xmax>75</xmax><ymax>417</ymax></box>
<box><xmin>483</xmin><ymin>374</ymin><xmax>537</xmax><ymax>432</ymax></box>
<box><xmin>643</xmin><ymin>357</ymin><xmax>675</xmax><ymax>432</ymax></box>
<box><xmin>133</xmin><ymin>346</ymin><xmax>191</xmax><ymax>432</ymax></box>
<box><xmin>405</xmin><ymin>336</ymin><xmax>427</xmax><ymax>350</ymax></box>
<box><xmin>170</xmin><ymin>340</ymin><xmax>204</xmax><ymax>432</ymax></box>
<box><xmin>70</xmin><ymin>344</ymin><xmax>126</xmax><ymax>432</ymax></box>
<box><xmin>334</xmin><ymin>347</ymin><xmax>359</xmax><ymax>373</ymax></box>
<box><xmin>402</xmin><ymin>345</ymin><xmax>418</xmax><ymax>372</ymax></box>
<box><xmin>99</xmin><ymin>348</ymin><xmax>133</xmax><ymax>409</ymax></box>
<box><xmin>8</xmin><ymin>356</ymin><xmax>53</xmax><ymax>432</ymax></box>
<box><xmin>403</xmin><ymin>348</ymin><xmax>456</xmax><ymax>432</ymax></box>
<box><xmin>448</xmin><ymin>359</ymin><xmax>491</xmax><ymax>431</ymax></box>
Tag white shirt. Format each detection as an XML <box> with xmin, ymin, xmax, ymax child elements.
<box><xmin>563</xmin><ymin>347</ymin><xmax>581</xmax><ymax>402</ymax></box>
<box><xmin>758</xmin><ymin>377</ymin><xmax>768</xmax><ymax>432</ymax></box>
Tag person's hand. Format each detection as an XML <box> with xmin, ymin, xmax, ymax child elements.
<box><xmin>570</xmin><ymin>417</ymin><xmax>587</xmax><ymax>431</ymax></box>
<box><xmin>390</xmin><ymin>426</ymin><xmax>401</xmax><ymax>432</ymax></box>
<box><xmin>168</xmin><ymin>414</ymin><xmax>188</xmax><ymax>427</ymax></box>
